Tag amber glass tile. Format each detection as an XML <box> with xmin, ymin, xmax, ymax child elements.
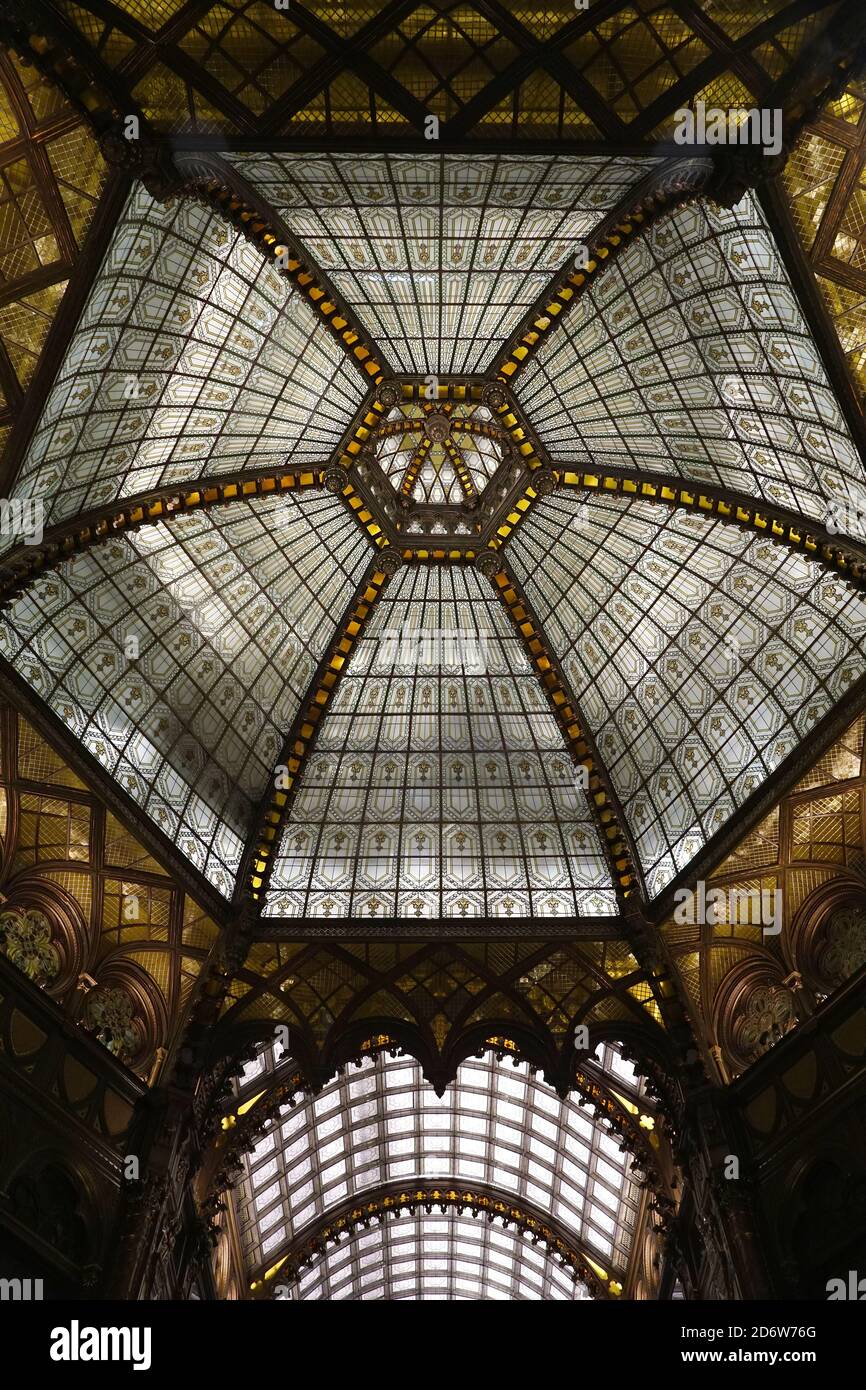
<box><xmin>817</xmin><ymin>273</ymin><xmax>866</xmax><ymax>396</ymax></box>
<box><xmin>102</xmin><ymin>0</ymin><xmax>189</xmax><ymax>28</ymax></box>
<box><xmin>832</xmin><ymin>168</ymin><xmax>866</xmax><ymax>273</ymax></box>
<box><xmin>132</xmin><ymin>62</ymin><xmax>194</xmax><ymax>130</ymax></box>
<box><xmin>16</xmin><ymin>717</ymin><xmax>87</xmax><ymax>791</ymax></box>
<box><xmin>0</xmin><ymin>280</ymin><xmax>68</xmax><ymax>390</ymax></box>
<box><xmin>782</xmin><ymin>133</ymin><xmax>846</xmax><ymax>254</ymax></box>
<box><xmin>295</xmin><ymin>0</ymin><xmax>380</xmax><ymax>37</ymax></box>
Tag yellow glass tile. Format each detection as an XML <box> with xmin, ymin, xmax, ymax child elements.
<box><xmin>0</xmin><ymin>280</ymin><xmax>69</xmax><ymax>390</ymax></box>
<box><xmin>16</xmin><ymin>717</ymin><xmax>87</xmax><ymax>790</ymax></box>
<box><xmin>782</xmin><ymin>132</ymin><xmax>846</xmax><ymax>253</ymax></box>
<box><xmin>816</xmin><ymin>273</ymin><xmax>866</xmax><ymax>397</ymax></box>
<box><xmin>0</xmin><ymin>74</ymin><xmax>21</xmax><ymax>145</ymax></box>
<box><xmin>104</xmin><ymin>811</ymin><xmax>170</xmax><ymax>876</ymax></box>
<box><xmin>132</xmin><ymin>62</ymin><xmax>192</xmax><ymax>131</ymax></box>
<box><xmin>700</xmin><ymin>0</ymin><xmax>793</xmax><ymax>42</ymax></box>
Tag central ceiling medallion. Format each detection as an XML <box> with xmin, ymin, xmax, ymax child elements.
<box><xmin>345</xmin><ymin>377</ymin><xmax>541</xmax><ymax>546</ymax></box>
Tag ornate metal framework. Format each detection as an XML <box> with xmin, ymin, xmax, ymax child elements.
<box><xmin>2</xmin><ymin>4</ymin><xmax>866</xmax><ymax>1306</ymax></box>
<box><xmin>224</xmin><ymin>1038</ymin><xmax>658</xmax><ymax>1299</ymax></box>
<box><xmin>3</xmin><ymin>0</ymin><xmax>861</xmax><ymax>149</ymax></box>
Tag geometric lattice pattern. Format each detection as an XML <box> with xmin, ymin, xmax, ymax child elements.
<box><xmin>222</xmin><ymin>152</ymin><xmax>659</xmax><ymax>376</ymax></box>
<box><xmin>235</xmin><ymin>1045</ymin><xmax>640</xmax><ymax>1278</ymax></box>
<box><xmin>1</xmin><ymin>495</ymin><xmax>370</xmax><ymax>896</ymax></box>
<box><xmin>264</xmin><ymin>564</ymin><xmax>617</xmax><ymax>919</ymax></box>
<box><xmin>67</xmin><ymin>0</ymin><xmax>842</xmax><ymax>149</ymax></box>
<box><xmin>0</xmin><ymin>50</ymin><xmax>108</xmax><ymax>456</ymax></box>
<box><xmin>515</xmin><ymin>196</ymin><xmax>866</xmax><ymax>527</ymax></box>
<box><xmin>8</xmin><ymin>187</ymin><xmax>366</xmax><ymax>532</ymax></box>
<box><xmin>376</xmin><ymin>399</ymin><xmax>504</xmax><ymax>506</ymax></box>
<box><xmin>509</xmin><ymin>494</ymin><xmax>866</xmax><ymax>897</ymax></box>
<box><xmin>293</xmin><ymin>1211</ymin><xmax>593</xmax><ymax>1301</ymax></box>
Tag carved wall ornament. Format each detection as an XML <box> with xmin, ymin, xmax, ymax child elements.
<box><xmin>481</xmin><ymin>381</ymin><xmax>508</xmax><ymax>412</ymax></box>
<box><xmin>322</xmin><ymin>465</ymin><xmax>349</xmax><ymax>495</ymax></box>
<box><xmin>0</xmin><ymin>907</ymin><xmax>60</xmax><ymax>987</ymax></box>
<box><xmin>375</xmin><ymin>381</ymin><xmax>400</xmax><ymax>408</ymax></box>
<box><xmin>819</xmin><ymin>905</ymin><xmax>866</xmax><ymax>987</ymax></box>
<box><xmin>82</xmin><ymin>985</ymin><xmax>141</xmax><ymax>1063</ymax></box>
<box><xmin>737</xmin><ymin>984</ymin><xmax>798</xmax><ymax>1064</ymax></box>
<box><xmin>788</xmin><ymin>883</ymin><xmax>866</xmax><ymax>999</ymax></box>
<box><xmin>424</xmin><ymin>411</ymin><xmax>452</xmax><ymax>444</ymax></box>
<box><xmin>714</xmin><ymin>962</ymin><xmax>801</xmax><ymax>1073</ymax></box>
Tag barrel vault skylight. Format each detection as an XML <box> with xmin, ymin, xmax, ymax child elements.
<box><xmin>232</xmin><ymin>1043</ymin><xmax>646</xmax><ymax>1300</ymax></box>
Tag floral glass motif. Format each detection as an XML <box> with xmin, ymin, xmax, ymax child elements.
<box><xmin>508</xmin><ymin>492</ymin><xmax>866</xmax><ymax>897</ymax></box>
<box><xmin>514</xmin><ymin>195</ymin><xmax>866</xmax><ymax>528</ymax></box>
<box><xmin>83</xmin><ymin>985</ymin><xmax>140</xmax><ymax>1060</ymax></box>
<box><xmin>8</xmin><ymin>186</ymin><xmax>366</xmax><ymax>534</ymax></box>
<box><xmin>0</xmin><ymin>494</ymin><xmax>370</xmax><ymax>896</ymax></box>
<box><xmin>220</xmin><ymin>152</ymin><xmax>660</xmax><ymax>376</ymax></box>
<box><xmin>235</xmin><ymin>1044</ymin><xmax>641</xmax><ymax>1282</ymax></box>
<box><xmin>264</xmin><ymin>564</ymin><xmax>616</xmax><ymax>919</ymax></box>
<box><xmin>0</xmin><ymin>907</ymin><xmax>60</xmax><ymax>986</ymax></box>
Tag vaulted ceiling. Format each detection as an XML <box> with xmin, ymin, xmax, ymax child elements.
<box><xmin>1</xmin><ymin>1</ymin><xmax>865</xmax><ymax>1301</ymax></box>
<box><xmin>2</xmin><ymin>130</ymin><xmax>865</xmax><ymax>919</ymax></box>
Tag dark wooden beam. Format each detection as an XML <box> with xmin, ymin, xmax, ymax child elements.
<box><xmin>0</xmin><ymin>169</ymin><xmax>130</xmax><ymax>497</ymax></box>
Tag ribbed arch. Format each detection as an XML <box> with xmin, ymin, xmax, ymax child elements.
<box><xmin>232</xmin><ymin>1040</ymin><xmax>647</xmax><ymax>1299</ymax></box>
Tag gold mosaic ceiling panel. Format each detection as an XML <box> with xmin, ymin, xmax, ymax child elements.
<box><xmin>782</xmin><ymin>75</ymin><xmax>866</xmax><ymax>399</ymax></box>
<box><xmin>36</xmin><ymin>0</ymin><xmax>844</xmax><ymax>140</ymax></box>
<box><xmin>0</xmin><ymin>48</ymin><xmax>108</xmax><ymax>459</ymax></box>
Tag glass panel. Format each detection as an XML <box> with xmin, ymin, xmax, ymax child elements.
<box><xmin>508</xmin><ymin>492</ymin><xmax>866</xmax><ymax>896</ymax></box>
<box><xmin>0</xmin><ymin>494</ymin><xmax>368</xmax><ymax>895</ymax></box>
<box><xmin>377</xmin><ymin>400</ymin><xmax>504</xmax><ymax>505</ymax></box>
<box><xmin>235</xmin><ymin>1048</ymin><xmax>639</xmax><ymax>1285</ymax></box>
<box><xmin>221</xmin><ymin>152</ymin><xmax>660</xmax><ymax>376</ymax></box>
<box><xmin>264</xmin><ymin>563</ymin><xmax>616</xmax><ymax>918</ymax></box>
<box><xmin>296</xmin><ymin>1211</ymin><xmax>593</xmax><ymax>1301</ymax></box>
<box><xmin>515</xmin><ymin>195</ymin><xmax>866</xmax><ymax>527</ymax></box>
<box><xmin>9</xmin><ymin>185</ymin><xmax>366</xmax><ymax>534</ymax></box>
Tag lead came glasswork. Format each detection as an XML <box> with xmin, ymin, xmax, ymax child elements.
<box><xmin>8</xmin><ymin>186</ymin><xmax>366</xmax><ymax>533</ymax></box>
<box><xmin>264</xmin><ymin>565</ymin><xmax>617</xmax><ymax>918</ymax></box>
<box><xmin>222</xmin><ymin>152</ymin><xmax>660</xmax><ymax>376</ymax></box>
<box><xmin>514</xmin><ymin>195</ymin><xmax>866</xmax><ymax>525</ymax></box>
<box><xmin>509</xmin><ymin>492</ymin><xmax>866</xmax><ymax>897</ymax></box>
<box><xmin>0</xmin><ymin>494</ymin><xmax>370</xmax><ymax>896</ymax></box>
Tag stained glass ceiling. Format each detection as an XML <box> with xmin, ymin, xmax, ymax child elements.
<box><xmin>509</xmin><ymin>493</ymin><xmax>866</xmax><ymax>898</ymax></box>
<box><xmin>7</xmin><ymin>185</ymin><xmax>366</xmax><ymax>533</ymax></box>
<box><xmin>2</xmin><ymin>142</ymin><xmax>866</xmax><ymax>914</ymax></box>
<box><xmin>264</xmin><ymin>564</ymin><xmax>617</xmax><ymax>920</ymax></box>
<box><xmin>234</xmin><ymin>1042</ymin><xmax>643</xmax><ymax>1298</ymax></box>
<box><xmin>218</xmin><ymin>152</ymin><xmax>659</xmax><ymax>377</ymax></box>
<box><xmin>0</xmin><ymin>494</ymin><xmax>370</xmax><ymax>896</ymax></box>
<box><xmin>0</xmin><ymin>48</ymin><xmax>108</xmax><ymax>459</ymax></box>
<box><xmin>513</xmin><ymin>193</ymin><xmax>866</xmax><ymax>526</ymax></box>
<box><xmin>375</xmin><ymin>398</ymin><xmax>504</xmax><ymax>507</ymax></box>
<box><xmin>25</xmin><ymin>0</ymin><xmax>844</xmax><ymax>144</ymax></box>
